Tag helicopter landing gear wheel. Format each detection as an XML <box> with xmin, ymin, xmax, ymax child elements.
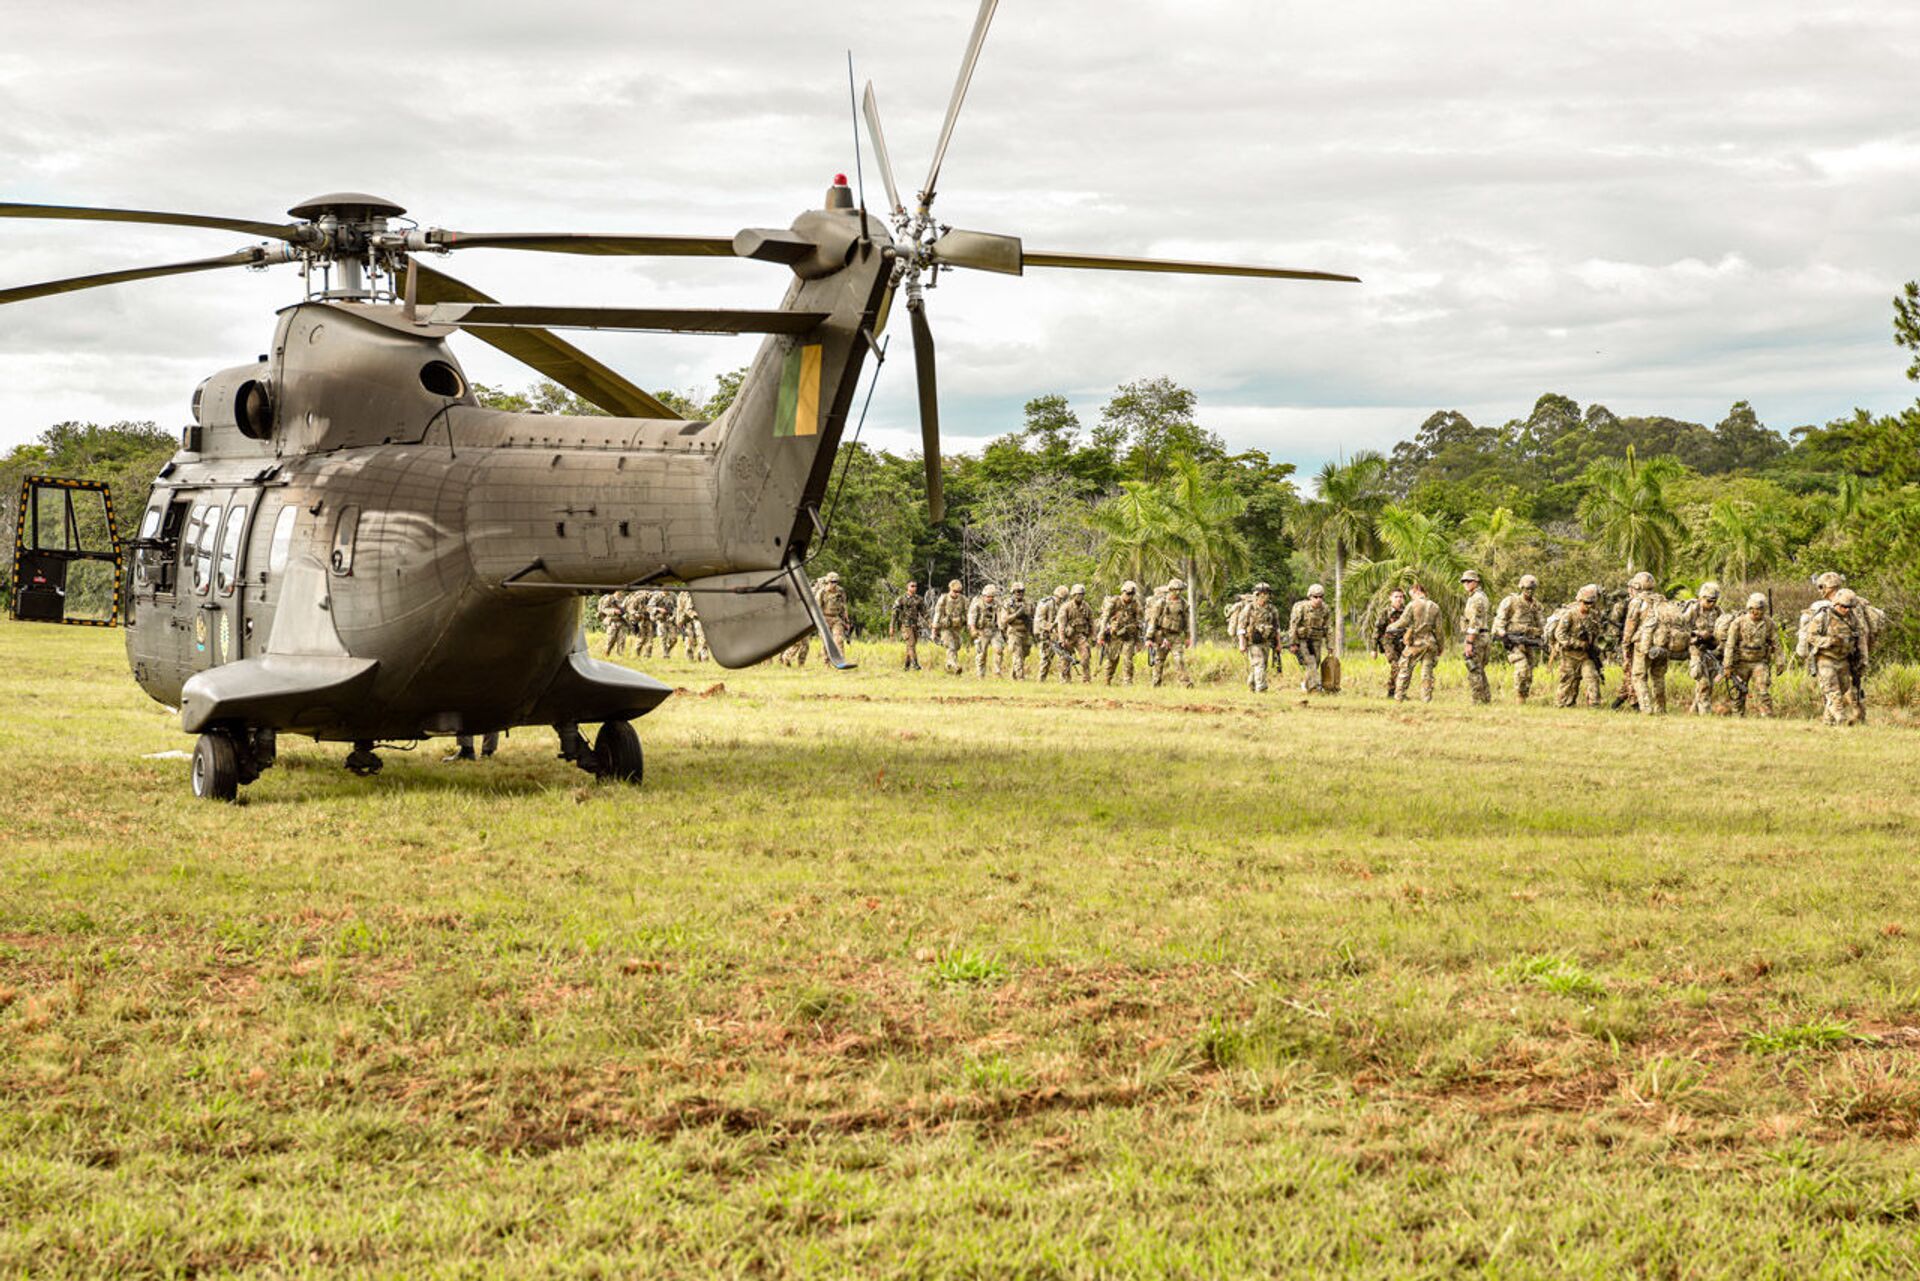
<box><xmin>191</xmin><ymin>732</ymin><xmax>240</xmax><ymax>802</ymax></box>
<box><xmin>592</xmin><ymin>721</ymin><xmax>644</xmax><ymax>784</ymax></box>
<box><xmin>344</xmin><ymin>740</ymin><xmax>383</xmax><ymax>777</ymax></box>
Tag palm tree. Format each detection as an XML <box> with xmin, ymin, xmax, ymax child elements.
<box><xmin>1576</xmin><ymin>446</ymin><xmax>1686</xmax><ymax>576</ymax></box>
<box><xmin>1162</xmin><ymin>454</ymin><xmax>1251</xmax><ymax>643</ymax></box>
<box><xmin>1087</xmin><ymin>481</ymin><xmax>1180</xmax><ymax>590</ymax></box>
<box><xmin>1288</xmin><ymin>452</ymin><xmax>1390</xmax><ymax>652</ymax></box>
<box><xmin>1459</xmin><ymin>505</ymin><xmax>1535</xmax><ymax>564</ymax></box>
<box><xmin>1698</xmin><ymin>499</ymin><xmax>1786</xmax><ymax>588</ymax></box>
<box><xmin>1349</xmin><ymin>505</ymin><xmax>1469</xmax><ymax>618</ymax></box>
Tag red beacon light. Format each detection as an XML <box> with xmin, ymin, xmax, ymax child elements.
<box><xmin>833</xmin><ymin>173</ymin><xmax>849</xmax><ymax>186</ymax></box>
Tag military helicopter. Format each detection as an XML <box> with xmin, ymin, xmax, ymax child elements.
<box><xmin>0</xmin><ymin>0</ymin><xmax>1357</xmax><ymax>801</ymax></box>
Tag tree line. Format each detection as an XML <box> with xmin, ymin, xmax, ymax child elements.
<box><xmin>7</xmin><ymin>288</ymin><xmax>1919</xmax><ymax>658</ymax></box>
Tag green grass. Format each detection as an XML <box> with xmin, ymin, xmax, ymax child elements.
<box><xmin>5</xmin><ymin>623</ymin><xmax>1920</xmax><ymax>1276</ymax></box>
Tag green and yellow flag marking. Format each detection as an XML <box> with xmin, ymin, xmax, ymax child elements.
<box><xmin>773</xmin><ymin>344</ymin><xmax>823</xmax><ymax>438</ymax></box>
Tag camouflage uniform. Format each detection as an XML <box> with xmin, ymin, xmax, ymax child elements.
<box><xmin>999</xmin><ymin>586</ymin><xmax>1035</xmax><ymax>680</ymax></box>
<box><xmin>1240</xmin><ymin>588</ymin><xmax>1281</xmax><ymax>692</ymax></box>
<box><xmin>1723</xmin><ymin>595</ymin><xmax>1777</xmax><ymax>717</ymax></box>
<box><xmin>1034</xmin><ymin>588</ymin><xmax>1063</xmax><ymax>682</ymax></box>
<box><xmin>1058</xmin><ymin>588</ymin><xmax>1094</xmax><ymax>684</ymax></box>
<box><xmin>599</xmin><ymin>592</ymin><xmax>629</xmax><ymax>656</ymax></box>
<box><xmin>1548</xmin><ymin>588</ymin><xmax>1604</xmax><ymax>708</ymax></box>
<box><xmin>625</xmin><ymin>591</ymin><xmax>654</xmax><ymax>658</ymax></box>
<box><xmin>1681</xmin><ymin>588</ymin><xmax>1723</xmax><ymax>714</ymax></box>
<box><xmin>1631</xmin><ymin>591</ymin><xmax>1685</xmax><ymax>715</ymax></box>
<box><xmin>647</xmin><ymin>589</ymin><xmax>676</xmax><ymax>658</ymax></box>
<box><xmin>968</xmin><ymin>588</ymin><xmax>1004</xmax><ymax>678</ymax></box>
<box><xmin>1458</xmin><ymin>576</ymin><xmax>1492</xmax><ymax>704</ymax></box>
<box><xmin>818</xmin><ymin>573</ymin><xmax>851</xmax><ymax>648</ymax></box>
<box><xmin>932</xmin><ymin>583</ymin><xmax>969</xmax><ymax>674</ymax></box>
<box><xmin>1147</xmin><ymin>581</ymin><xmax>1194</xmax><ymax>688</ymax></box>
<box><xmin>1615</xmin><ymin>574</ymin><xmax>1655</xmax><ymax>709</ymax></box>
<box><xmin>1492</xmin><ymin>580</ymin><xmax>1544</xmax><ymax>702</ymax></box>
<box><xmin>1393</xmin><ymin>593</ymin><xmax>1442</xmax><ymax>702</ymax></box>
<box><xmin>1811</xmin><ymin>592</ymin><xmax>1865</xmax><ymax>725</ymax></box>
<box><xmin>891</xmin><ymin>586</ymin><xmax>928</xmax><ymax>671</ymax></box>
<box><xmin>674</xmin><ymin>591</ymin><xmax>706</xmax><ymax>662</ymax></box>
<box><xmin>1103</xmin><ymin>584</ymin><xmax>1145</xmax><ymax>685</ymax></box>
<box><xmin>1287</xmin><ymin>590</ymin><xmax>1331</xmax><ymax>693</ymax></box>
<box><xmin>1374</xmin><ymin>593</ymin><xmax>1407</xmax><ymax>676</ymax></box>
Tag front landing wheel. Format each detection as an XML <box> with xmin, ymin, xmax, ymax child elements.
<box><xmin>191</xmin><ymin>733</ymin><xmax>240</xmax><ymax>802</ymax></box>
<box><xmin>593</xmin><ymin>721</ymin><xmax>644</xmax><ymax>784</ymax></box>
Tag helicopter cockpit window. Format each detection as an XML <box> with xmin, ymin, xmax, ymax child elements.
<box><xmin>188</xmin><ymin>503</ymin><xmax>220</xmax><ymax>596</ymax></box>
<box><xmin>137</xmin><ymin>504</ymin><xmax>162</xmax><ymax>541</ymax></box>
<box><xmin>267</xmin><ymin>505</ymin><xmax>298</xmax><ymax>576</ymax></box>
<box><xmin>216</xmin><ymin>502</ymin><xmax>249</xmax><ymax>596</ymax></box>
<box><xmin>330</xmin><ymin>505</ymin><xmax>359</xmax><ymax>577</ymax></box>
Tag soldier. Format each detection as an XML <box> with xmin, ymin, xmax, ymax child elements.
<box><xmin>1811</xmin><ymin>588</ymin><xmax>1866</xmax><ymax>725</ymax></box>
<box><xmin>1393</xmin><ymin>583</ymin><xmax>1442</xmax><ymax>702</ymax></box>
<box><xmin>674</xmin><ymin>590</ymin><xmax>706</xmax><ymax>662</ymax></box>
<box><xmin>1103</xmin><ymin>580</ymin><xmax>1145</xmax><ymax>685</ymax></box>
<box><xmin>999</xmin><ymin>582</ymin><xmax>1036</xmax><ymax>679</ymax></box>
<box><xmin>598</xmin><ymin>591</ymin><xmax>629</xmax><ymax>656</ymax></box>
<box><xmin>1240</xmin><ymin>583</ymin><xmax>1282</xmax><ymax>692</ymax></box>
<box><xmin>444</xmin><ymin>730</ymin><xmax>499</xmax><ymax>762</ymax></box>
<box><xmin>780</xmin><ymin>632</ymin><xmax>810</xmax><ymax>666</ymax></box>
<box><xmin>1374</xmin><ymin>588</ymin><xmax>1408</xmax><ymax>680</ymax></box>
<box><xmin>1147</xmin><ymin>578</ymin><xmax>1195</xmax><ymax>688</ymax></box>
<box><xmin>1058</xmin><ymin>584</ymin><xmax>1095</xmax><ymax>683</ymax></box>
<box><xmin>1287</xmin><ymin>584</ymin><xmax>1331</xmax><ymax>693</ymax></box>
<box><xmin>633</xmin><ymin>591</ymin><xmax>664</xmax><ymax>660</ymax></box>
<box><xmin>1459</xmin><ymin>570</ymin><xmax>1492</xmax><ymax>704</ymax></box>
<box><xmin>1722</xmin><ymin>591</ymin><xmax>1777</xmax><ymax>717</ymax></box>
<box><xmin>647</xmin><ymin>588</ymin><xmax>676</xmax><ymax>658</ymax></box>
<box><xmin>1681</xmin><ymin>581</ymin><xmax>1724</xmax><ymax>714</ymax></box>
<box><xmin>1613</xmin><ymin>571</ymin><xmax>1656</xmax><ymax>709</ymax></box>
<box><xmin>931</xmin><ymin>579</ymin><xmax>969</xmax><ymax>675</ymax></box>
<box><xmin>890</xmin><ymin>580</ymin><xmax>927</xmax><ymax>671</ymax></box>
<box><xmin>1548</xmin><ymin>585</ymin><xmax>1606</xmax><ymax>707</ymax></box>
<box><xmin>818</xmin><ymin>571</ymin><xmax>851</xmax><ymax>648</ymax></box>
<box><xmin>968</xmin><ymin>583</ymin><xmax>1003</xmax><ymax>678</ymax></box>
<box><xmin>1491</xmin><ymin>574</ymin><xmax>1545</xmax><ymax>703</ymax></box>
<box><xmin>1631</xmin><ymin>579</ymin><xmax>1687</xmax><ymax>715</ymax></box>
<box><xmin>1034</xmin><ymin>585</ymin><xmax>1065</xmax><ymax>682</ymax></box>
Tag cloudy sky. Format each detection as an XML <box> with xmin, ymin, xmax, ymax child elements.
<box><xmin>3</xmin><ymin>0</ymin><xmax>1916</xmax><ymax>473</ymax></box>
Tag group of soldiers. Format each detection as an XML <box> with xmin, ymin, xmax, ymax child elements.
<box><xmin>604</xmin><ymin>566</ymin><xmax>1886</xmax><ymax>726</ymax></box>
<box><xmin>1336</xmin><ymin>568</ymin><xmax>1883</xmax><ymax>724</ymax></box>
<box><xmin>886</xmin><ymin>577</ymin><xmax>1201</xmax><ymax>687</ymax></box>
<box><xmin>596</xmin><ymin>588</ymin><xmax>708</xmax><ymax>662</ymax></box>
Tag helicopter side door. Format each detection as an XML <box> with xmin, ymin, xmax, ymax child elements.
<box><xmin>184</xmin><ymin>488</ymin><xmax>256</xmax><ymax>672</ymax></box>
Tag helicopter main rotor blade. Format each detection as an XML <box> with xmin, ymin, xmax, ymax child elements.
<box><xmin>424</xmin><ymin>231</ymin><xmax>737</xmax><ymax>257</ymax></box>
<box><xmin>409</xmin><ymin>262</ymin><xmax>679</xmax><ymax>419</ymax></box>
<box><xmin>0</xmin><ymin>202</ymin><xmax>304</xmax><ymax>242</ymax></box>
<box><xmin>920</xmin><ymin>0</ymin><xmax>1000</xmax><ymax>208</ymax></box>
<box><xmin>0</xmin><ymin>245</ymin><xmax>292</xmax><ymax>306</ymax></box>
<box><xmin>907</xmin><ymin>296</ymin><xmax>944</xmax><ymax>524</ymax></box>
<box><xmin>861</xmin><ymin>83</ymin><xmax>904</xmax><ymax>217</ymax></box>
<box><xmin>930</xmin><ymin>228</ymin><xmax>1023</xmax><ymax>275</ymax></box>
<box><xmin>1021</xmin><ymin>250</ymin><xmax>1361</xmax><ymax>283</ymax></box>
<box><xmin>430</xmin><ymin>303</ymin><xmax>829</xmax><ymax>336</ymax></box>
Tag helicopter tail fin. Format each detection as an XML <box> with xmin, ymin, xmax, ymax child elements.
<box><xmin>680</xmin><ymin>560</ymin><xmax>852</xmax><ymax>669</ymax></box>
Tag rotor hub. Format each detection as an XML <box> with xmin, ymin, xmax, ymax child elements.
<box><xmin>287</xmin><ymin>192</ymin><xmax>406</xmax><ymax>222</ymax></box>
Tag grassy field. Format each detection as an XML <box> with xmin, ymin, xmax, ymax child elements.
<box><xmin>5</xmin><ymin>622</ymin><xmax>1920</xmax><ymax>1277</ymax></box>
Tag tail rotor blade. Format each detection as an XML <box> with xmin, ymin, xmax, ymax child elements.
<box><xmin>861</xmin><ymin>83</ymin><xmax>904</xmax><ymax>216</ymax></box>
<box><xmin>920</xmin><ymin>0</ymin><xmax>1001</xmax><ymax>208</ymax></box>
<box><xmin>908</xmin><ymin>297</ymin><xmax>944</xmax><ymax>524</ymax></box>
<box><xmin>931</xmin><ymin>228</ymin><xmax>1023</xmax><ymax>275</ymax></box>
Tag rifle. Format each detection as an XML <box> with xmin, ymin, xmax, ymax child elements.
<box><xmin>1693</xmin><ymin>641</ymin><xmax>1746</xmax><ymax>697</ymax></box>
<box><xmin>1501</xmin><ymin>634</ymin><xmax>1548</xmax><ymax>654</ymax></box>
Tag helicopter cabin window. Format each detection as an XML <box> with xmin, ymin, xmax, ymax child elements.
<box><xmin>330</xmin><ymin>505</ymin><xmax>359</xmax><ymax>577</ymax></box>
<box><xmin>137</xmin><ymin>504</ymin><xmax>162</xmax><ymax>541</ymax></box>
<box><xmin>187</xmin><ymin>503</ymin><xmax>221</xmax><ymax>596</ymax></box>
<box><xmin>267</xmin><ymin>505</ymin><xmax>299</xmax><ymax>576</ymax></box>
<box><xmin>216</xmin><ymin>502</ymin><xmax>250</xmax><ymax>596</ymax></box>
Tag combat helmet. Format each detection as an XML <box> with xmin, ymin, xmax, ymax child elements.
<box><xmin>1816</xmin><ymin>571</ymin><xmax>1845</xmax><ymax>591</ymax></box>
<box><xmin>1122</xmin><ymin>580</ymin><xmax>1138</xmax><ymax>594</ymax></box>
<box><xmin>982</xmin><ymin>583</ymin><xmax>999</xmax><ymax>597</ymax></box>
<box><xmin>1253</xmin><ymin>582</ymin><xmax>1271</xmax><ymax>595</ymax></box>
<box><xmin>1308</xmin><ymin>583</ymin><xmax>1324</xmax><ymax>598</ymax></box>
<box><xmin>1834</xmin><ymin>588</ymin><xmax>1859</xmax><ymax>607</ymax></box>
<box><xmin>1461</xmin><ymin>569</ymin><xmax>1481</xmax><ymax>585</ymax></box>
<box><xmin>1166</xmin><ymin>577</ymin><xmax>1185</xmax><ymax>592</ymax></box>
<box><xmin>948</xmin><ymin>579</ymin><xmax>963</xmax><ymax>591</ymax></box>
<box><xmin>824</xmin><ymin>571</ymin><xmax>839</xmax><ymax>584</ymax></box>
<box><xmin>1576</xmin><ymin>584</ymin><xmax>1600</xmax><ymax>603</ymax></box>
<box><xmin>1699</xmin><ymin>580</ymin><xmax>1721</xmax><ymax>600</ymax></box>
<box><xmin>1518</xmin><ymin>574</ymin><xmax>1538</xmax><ymax>590</ymax></box>
<box><xmin>1070</xmin><ymin>583</ymin><xmax>1085</xmax><ymax>596</ymax></box>
<box><xmin>1628</xmin><ymin>571</ymin><xmax>1655</xmax><ymax>591</ymax></box>
<box><xmin>1746</xmin><ymin>592</ymin><xmax>1767</xmax><ymax>611</ymax></box>
<box><xmin>1054</xmin><ymin>585</ymin><xmax>1069</xmax><ymax>599</ymax></box>
<box><xmin>1010</xmin><ymin>581</ymin><xmax>1025</xmax><ymax>594</ymax></box>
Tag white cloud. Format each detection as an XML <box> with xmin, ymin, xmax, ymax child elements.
<box><xmin>2</xmin><ymin>0</ymin><xmax>1917</xmax><ymax>464</ymax></box>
